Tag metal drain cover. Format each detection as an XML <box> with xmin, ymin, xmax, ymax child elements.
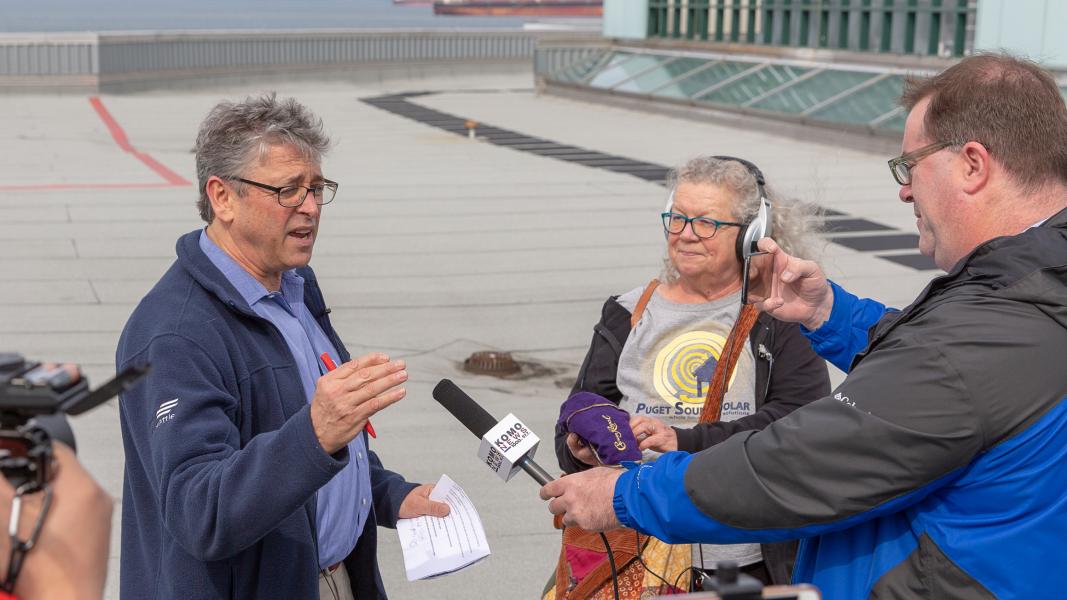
<box><xmin>463</xmin><ymin>351</ymin><xmax>520</xmax><ymax>376</ymax></box>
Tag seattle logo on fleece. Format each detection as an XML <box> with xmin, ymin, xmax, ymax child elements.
<box><xmin>636</xmin><ymin>331</ymin><xmax>742</xmax><ymax>419</ymax></box>
<box><xmin>155</xmin><ymin>398</ymin><xmax>178</xmax><ymax>429</ymax></box>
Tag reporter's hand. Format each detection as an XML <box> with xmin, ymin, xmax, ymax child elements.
<box><xmin>629</xmin><ymin>416</ymin><xmax>678</xmax><ymax>452</ymax></box>
<box><xmin>749</xmin><ymin>238</ymin><xmax>834</xmax><ymax>330</ymax></box>
<box><xmin>540</xmin><ymin>467</ymin><xmax>623</xmax><ymax>531</ymax></box>
<box><xmin>0</xmin><ymin>444</ymin><xmax>112</xmax><ymax>600</ymax></box>
<box><xmin>310</xmin><ymin>353</ymin><xmax>407</xmax><ymax>454</ymax></box>
<box><xmin>565</xmin><ymin>433</ymin><xmax>598</xmax><ymax>467</ymax></box>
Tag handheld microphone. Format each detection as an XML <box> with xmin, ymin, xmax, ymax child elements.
<box><xmin>432</xmin><ymin>379</ymin><xmax>554</xmax><ymax>486</ymax></box>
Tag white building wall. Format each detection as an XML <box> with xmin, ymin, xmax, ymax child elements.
<box><xmin>975</xmin><ymin>0</ymin><xmax>1067</xmax><ymax>69</ymax></box>
<box><xmin>602</xmin><ymin>0</ymin><xmax>649</xmax><ymax>40</ymax></box>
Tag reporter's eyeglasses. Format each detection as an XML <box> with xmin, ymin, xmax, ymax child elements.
<box><xmin>887</xmin><ymin>141</ymin><xmax>954</xmax><ymax>186</ymax></box>
<box><xmin>236</xmin><ymin>177</ymin><xmax>339</xmax><ymax>207</ymax></box>
<box><xmin>661</xmin><ymin>212</ymin><xmax>743</xmax><ymax>239</ymax></box>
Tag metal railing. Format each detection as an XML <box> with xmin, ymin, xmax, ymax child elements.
<box><xmin>0</xmin><ymin>33</ymin><xmax>98</xmax><ymax>77</ymax></box>
<box><xmin>647</xmin><ymin>0</ymin><xmax>975</xmax><ymax>57</ymax></box>
<box><xmin>0</xmin><ymin>29</ymin><xmax>582</xmax><ymax>91</ymax></box>
<box><xmin>94</xmin><ymin>30</ymin><xmax>540</xmax><ymax>75</ymax></box>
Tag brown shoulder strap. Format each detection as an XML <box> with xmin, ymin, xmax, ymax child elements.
<box><xmin>699</xmin><ymin>304</ymin><xmax>759</xmax><ymax>424</ymax></box>
<box><xmin>630</xmin><ymin>279</ymin><xmax>660</xmax><ymax>328</ymax></box>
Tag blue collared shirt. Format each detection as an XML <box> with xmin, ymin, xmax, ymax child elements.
<box><xmin>199</xmin><ymin>230</ymin><xmax>372</xmax><ymax>569</ymax></box>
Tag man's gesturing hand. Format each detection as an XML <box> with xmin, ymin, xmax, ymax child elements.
<box><xmin>310</xmin><ymin>353</ymin><xmax>407</xmax><ymax>454</ymax></box>
<box><xmin>539</xmin><ymin>467</ymin><xmax>623</xmax><ymax>532</ymax></box>
<box><xmin>749</xmin><ymin>238</ymin><xmax>834</xmax><ymax>331</ymax></box>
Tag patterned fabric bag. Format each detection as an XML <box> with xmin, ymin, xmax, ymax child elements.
<box><xmin>541</xmin><ymin>515</ymin><xmax>692</xmax><ymax>599</ymax></box>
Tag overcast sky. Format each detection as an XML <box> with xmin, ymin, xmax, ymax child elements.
<box><xmin>0</xmin><ymin>0</ymin><xmax>551</xmax><ymax>32</ymax></box>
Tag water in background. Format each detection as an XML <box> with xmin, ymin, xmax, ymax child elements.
<box><xmin>0</xmin><ymin>0</ymin><xmax>599</xmax><ymax>32</ymax></box>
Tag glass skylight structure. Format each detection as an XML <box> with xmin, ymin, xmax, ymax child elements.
<box><xmin>536</xmin><ymin>46</ymin><xmax>1067</xmax><ymax>134</ymax></box>
<box><xmin>538</xmin><ymin>47</ymin><xmax>926</xmax><ymax>133</ymax></box>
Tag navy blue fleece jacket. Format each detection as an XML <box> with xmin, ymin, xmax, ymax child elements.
<box><xmin>117</xmin><ymin>230</ymin><xmax>416</xmax><ymax>599</ymax></box>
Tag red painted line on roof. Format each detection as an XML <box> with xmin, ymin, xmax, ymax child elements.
<box><xmin>2</xmin><ymin>98</ymin><xmax>192</xmax><ymax>191</ymax></box>
<box><xmin>0</xmin><ymin>182</ymin><xmax>181</xmax><ymax>192</ymax></box>
<box><xmin>88</xmin><ymin>96</ymin><xmax>190</xmax><ymax>186</ymax></box>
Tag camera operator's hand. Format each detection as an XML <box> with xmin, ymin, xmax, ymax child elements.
<box><xmin>310</xmin><ymin>353</ymin><xmax>408</xmax><ymax>454</ymax></box>
<box><xmin>0</xmin><ymin>444</ymin><xmax>112</xmax><ymax>600</ymax></box>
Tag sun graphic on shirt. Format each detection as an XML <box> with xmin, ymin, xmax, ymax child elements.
<box><xmin>652</xmin><ymin>331</ymin><xmax>733</xmax><ymax>405</ymax></box>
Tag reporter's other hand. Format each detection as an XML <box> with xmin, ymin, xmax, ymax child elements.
<box><xmin>0</xmin><ymin>443</ymin><xmax>112</xmax><ymax>600</ymax></box>
<box><xmin>750</xmin><ymin>238</ymin><xmax>834</xmax><ymax>331</ymax></box>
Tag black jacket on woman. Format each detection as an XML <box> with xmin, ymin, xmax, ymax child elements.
<box><xmin>555</xmin><ymin>294</ymin><xmax>831</xmax><ymax>584</ymax></box>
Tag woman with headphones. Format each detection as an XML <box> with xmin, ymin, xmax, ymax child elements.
<box><xmin>554</xmin><ymin>155</ymin><xmax>830</xmax><ymax>588</ymax></box>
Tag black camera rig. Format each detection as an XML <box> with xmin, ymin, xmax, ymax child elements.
<box><xmin>0</xmin><ymin>353</ymin><xmax>148</xmax><ymax>493</ymax></box>
<box><xmin>0</xmin><ymin>353</ymin><xmax>148</xmax><ymax>593</ymax></box>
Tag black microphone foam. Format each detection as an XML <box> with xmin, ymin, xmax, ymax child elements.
<box><xmin>432</xmin><ymin>379</ymin><xmax>497</xmax><ymax>438</ymax></box>
<box><xmin>432</xmin><ymin>379</ymin><xmax>555</xmax><ymax>486</ymax></box>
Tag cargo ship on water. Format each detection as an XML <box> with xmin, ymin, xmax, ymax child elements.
<box><xmin>432</xmin><ymin>0</ymin><xmax>602</xmax><ymax>17</ymax></box>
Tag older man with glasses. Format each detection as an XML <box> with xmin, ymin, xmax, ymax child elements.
<box><xmin>541</xmin><ymin>53</ymin><xmax>1067</xmax><ymax>599</ymax></box>
<box><xmin>116</xmin><ymin>94</ymin><xmax>449</xmax><ymax>600</ymax></box>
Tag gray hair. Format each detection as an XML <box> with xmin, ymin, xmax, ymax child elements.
<box><xmin>194</xmin><ymin>93</ymin><xmax>331</xmax><ymax>223</ymax></box>
<box><xmin>661</xmin><ymin>155</ymin><xmax>823</xmax><ymax>283</ymax></box>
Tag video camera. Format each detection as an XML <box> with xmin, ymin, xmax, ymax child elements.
<box><xmin>0</xmin><ymin>353</ymin><xmax>148</xmax><ymax>493</ymax></box>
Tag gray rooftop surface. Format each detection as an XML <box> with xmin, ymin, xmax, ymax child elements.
<box><xmin>0</xmin><ymin>69</ymin><xmax>933</xmax><ymax>599</ymax></box>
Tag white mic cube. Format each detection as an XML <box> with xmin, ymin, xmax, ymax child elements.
<box><xmin>477</xmin><ymin>413</ymin><xmax>540</xmax><ymax>482</ymax></box>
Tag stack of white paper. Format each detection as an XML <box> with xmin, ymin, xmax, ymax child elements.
<box><xmin>396</xmin><ymin>474</ymin><xmax>491</xmax><ymax>581</ymax></box>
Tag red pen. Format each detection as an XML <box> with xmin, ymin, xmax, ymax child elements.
<box><xmin>320</xmin><ymin>353</ymin><xmax>377</xmax><ymax>438</ymax></box>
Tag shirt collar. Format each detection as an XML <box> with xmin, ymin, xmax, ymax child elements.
<box><xmin>198</xmin><ymin>229</ymin><xmax>304</xmax><ymax>308</ymax></box>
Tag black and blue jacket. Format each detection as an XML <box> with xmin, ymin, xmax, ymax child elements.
<box><xmin>116</xmin><ymin>230</ymin><xmax>417</xmax><ymax>599</ymax></box>
<box><xmin>612</xmin><ymin>208</ymin><xmax>1067</xmax><ymax>599</ymax></box>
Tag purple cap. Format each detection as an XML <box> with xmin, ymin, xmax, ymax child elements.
<box><xmin>557</xmin><ymin>392</ymin><xmax>641</xmax><ymax>465</ymax></box>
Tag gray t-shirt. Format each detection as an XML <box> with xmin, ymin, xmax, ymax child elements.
<box><xmin>616</xmin><ymin>284</ymin><xmax>762</xmax><ymax>568</ymax></box>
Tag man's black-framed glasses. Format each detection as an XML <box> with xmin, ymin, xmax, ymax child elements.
<box><xmin>661</xmin><ymin>212</ymin><xmax>743</xmax><ymax>239</ymax></box>
<box><xmin>236</xmin><ymin>177</ymin><xmax>339</xmax><ymax>207</ymax></box>
<box><xmin>887</xmin><ymin>141</ymin><xmax>954</xmax><ymax>186</ymax></box>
